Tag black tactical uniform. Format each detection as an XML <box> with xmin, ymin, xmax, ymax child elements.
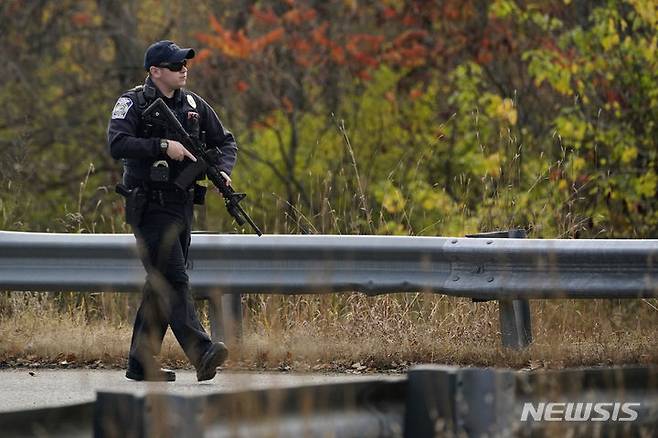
<box><xmin>107</xmin><ymin>41</ymin><xmax>236</xmax><ymax>382</ymax></box>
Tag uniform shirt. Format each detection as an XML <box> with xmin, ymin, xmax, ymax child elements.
<box><xmin>107</xmin><ymin>77</ymin><xmax>237</xmax><ymax>187</ymax></box>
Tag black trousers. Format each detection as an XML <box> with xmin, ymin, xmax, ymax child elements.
<box><xmin>128</xmin><ymin>197</ymin><xmax>211</xmax><ymax>373</ymax></box>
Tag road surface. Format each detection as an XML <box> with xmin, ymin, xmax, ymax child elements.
<box><xmin>0</xmin><ymin>369</ymin><xmax>401</xmax><ymax>412</ymax></box>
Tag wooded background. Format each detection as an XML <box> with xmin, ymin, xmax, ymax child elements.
<box><xmin>1</xmin><ymin>0</ymin><xmax>656</xmax><ymax>238</ymax></box>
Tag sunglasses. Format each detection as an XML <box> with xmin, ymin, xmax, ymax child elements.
<box><xmin>157</xmin><ymin>59</ymin><xmax>187</xmax><ymax>72</ymax></box>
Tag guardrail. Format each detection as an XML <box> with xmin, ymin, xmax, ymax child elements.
<box><xmin>1</xmin><ymin>231</ymin><xmax>656</xmax><ymax>348</ymax></box>
<box><xmin>2</xmin><ymin>365</ymin><xmax>656</xmax><ymax>437</ymax></box>
<box><xmin>0</xmin><ymin>402</ymin><xmax>94</xmax><ymax>437</ymax></box>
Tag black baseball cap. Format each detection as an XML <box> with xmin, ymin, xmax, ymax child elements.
<box><xmin>144</xmin><ymin>40</ymin><xmax>195</xmax><ymax>70</ymax></box>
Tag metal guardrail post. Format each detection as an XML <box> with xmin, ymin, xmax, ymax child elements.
<box><xmin>458</xmin><ymin>367</ymin><xmax>516</xmax><ymax>436</ymax></box>
<box><xmin>95</xmin><ymin>392</ymin><xmax>204</xmax><ymax>438</ymax></box>
<box><xmin>94</xmin><ymin>392</ymin><xmax>143</xmax><ymax>438</ymax></box>
<box><xmin>207</xmin><ymin>292</ymin><xmax>223</xmax><ymax>342</ymax></box>
<box><xmin>207</xmin><ymin>292</ymin><xmax>242</xmax><ymax>345</ymax></box>
<box><xmin>0</xmin><ymin>402</ymin><xmax>94</xmax><ymax>437</ymax></box>
<box><xmin>206</xmin><ymin>294</ymin><xmax>242</xmax><ymax>345</ymax></box>
<box><xmin>467</xmin><ymin>230</ymin><xmax>533</xmax><ymax>349</ymax></box>
<box><xmin>222</xmin><ymin>293</ymin><xmax>243</xmax><ymax>343</ymax></box>
<box><xmin>405</xmin><ymin>365</ymin><xmax>516</xmax><ymax>437</ymax></box>
<box><xmin>498</xmin><ymin>298</ymin><xmax>532</xmax><ymax>349</ymax></box>
<box><xmin>404</xmin><ymin>365</ymin><xmax>458</xmax><ymax>436</ymax></box>
<box><xmin>192</xmin><ymin>231</ymin><xmax>243</xmax><ymax>345</ymax></box>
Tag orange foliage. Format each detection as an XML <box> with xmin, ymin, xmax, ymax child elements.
<box><xmin>382</xmin><ymin>50</ymin><xmax>402</xmax><ymax>64</ymax></box>
<box><xmin>290</xmin><ymin>37</ymin><xmax>312</xmax><ymax>54</ymax></box>
<box><xmin>253</xmin><ymin>28</ymin><xmax>286</xmax><ymax>51</ymax></box>
<box><xmin>197</xmin><ymin>1</ymin><xmax>493</xmax><ymax>84</ymax></box>
<box><xmin>251</xmin><ymin>6</ymin><xmax>279</xmax><ymax>25</ymax></box>
<box><xmin>402</xmin><ymin>14</ymin><xmax>418</xmax><ymax>26</ymax></box>
<box><xmin>356</xmin><ymin>70</ymin><xmax>372</xmax><ymax>81</ymax></box>
<box><xmin>71</xmin><ymin>12</ymin><xmax>91</xmax><ymax>26</ymax></box>
<box><xmin>392</xmin><ymin>30</ymin><xmax>429</xmax><ymax>48</ymax></box>
<box><xmin>251</xmin><ymin>114</ymin><xmax>278</xmax><ymax>130</ymax></box>
<box><xmin>311</xmin><ymin>23</ymin><xmax>345</xmax><ymax>64</ymax></box>
<box><xmin>397</xmin><ymin>45</ymin><xmax>429</xmax><ymax>68</ymax></box>
<box><xmin>295</xmin><ymin>55</ymin><xmax>314</xmax><ymax>68</ymax></box>
<box><xmin>606</xmin><ymin>89</ymin><xmax>621</xmax><ymax>105</ymax></box>
<box><xmin>409</xmin><ymin>88</ymin><xmax>424</xmax><ymax>100</ymax></box>
<box><xmin>209</xmin><ymin>14</ymin><xmax>224</xmax><ymax>35</ymax></box>
<box><xmin>199</xmin><ymin>15</ymin><xmax>285</xmax><ymax>59</ymax></box>
<box><xmin>384</xmin><ymin>30</ymin><xmax>430</xmax><ymax>68</ymax></box>
<box><xmin>476</xmin><ymin>37</ymin><xmax>493</xmax><ymax>64</ymax></box>
<box><xmin>311</xmin><ymin>22</ymin><xmax>331</xmax><ymax>46</ymax></box>
<box><xmin>473</xmin><ymin>20</ymin><xmax>518</xmax><ymax>66</ymax></box>
<box><xmin>346</xmin><ymin>34</ymin><xmax>385</xmax><ymax>67</ymax></box>
<box><xmin>235</xmin><ymin>80</ymin><xmax>249</xmax><ymax>93</ymax></box>
<box><xmin>382</xmin><ymin>7</ymin><xmax>397</xmax><ymax>19</ymax></box>
<box><xmin>281</xmin><ymin>96</ymin><xmax>294</xmax><ymax>113</ymax></box>
<box><xmin>442</xmin><ymin>3</ymin><xmax>461</xmax><ymax>20</ymax></box>
<box><xmin>476</xmin><ymin>50</ymin><xmax>494</xmax><ymax>65</ymax></box>
<box><xmin>283</xmin><ymin>7</ymin><xmax>317</xmax><ymax>25</ymax></box>
<box><xmin>331</xmin><ymin>46</ymin><xmax>346</xmax><ymax>64</ymax></box>
<box><xmin>352</xmin><ymin>52</ymin><xmax>379</xmax><ymax>68</ymax></box>
<box><xmin>192</xmin><ymin>48</ymin><xmax>212</xmax><ymax>64</ymax></box>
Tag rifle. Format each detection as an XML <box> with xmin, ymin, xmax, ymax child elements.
<box><xmin>143</xmin><ymin>97</ymin><xmax>262</xmax><ymax>236</ymax></box>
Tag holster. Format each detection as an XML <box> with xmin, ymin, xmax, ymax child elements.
<box><xmin>116</xmin><ymin>184</ymin><xmax>148</xmax><ymax>227</ymax></box>
<box><xmin>193</xmin><ymin>183</ymin><xmax>207</xmax><ymax>205</ymax></box>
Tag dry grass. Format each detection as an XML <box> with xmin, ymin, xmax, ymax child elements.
<box><xmin>0</xmin><ymin>292</ymin><xmax>656</xmax><ymax>371</ymax></box>
<box><xmin>236</xmin><ymin>294</ymin><xmax>658</xmax><ymax>370</ymax></box>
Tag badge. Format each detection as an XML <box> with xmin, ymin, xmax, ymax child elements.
<box><xmin>111</xmin><ymin>97</ymin><xmax>133</xmax><ymax>119</ymax></box>
<box><xmin>187</xmin><ymin>94</ymin><xmax>197</xmax><ymax>109</ymax></box>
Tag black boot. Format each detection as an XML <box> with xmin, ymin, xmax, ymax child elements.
<box><xmin>126</xmin><ymin>367</ymin><xmax>176</xmax><ymax>382</ymax></box>
<box><xmin>196</xmin><ymin>342</ymin><xmax>229</xmax><ymax>381</ymax></box>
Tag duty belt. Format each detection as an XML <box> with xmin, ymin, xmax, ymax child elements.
<box><xmin>147</xmin><ymin>187</ymin><xmax>194</xmax><ymax>205</ymax></box>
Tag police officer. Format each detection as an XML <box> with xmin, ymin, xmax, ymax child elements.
<box><xmin>108</xmin><ymin>40</ymin><xmax>236</xmax><ymax>382</ymax></box>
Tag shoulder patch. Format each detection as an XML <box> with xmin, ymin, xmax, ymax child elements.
<box><xmin>111</xmin><ymin>97</ymin><xmax>133</xmax><ymax>119</ymax></box>
<box><xmin>187</xmin><ymin>94</ymin><xmax>197</xmax><ymax>109</ymax></box>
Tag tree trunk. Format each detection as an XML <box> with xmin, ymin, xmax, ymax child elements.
<box><xmin>97</xmin><ymin>0</ymin><xmax>143</xmax><ymax>90</ymax></box>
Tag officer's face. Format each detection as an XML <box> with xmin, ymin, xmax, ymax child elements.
<box><xmin>151</xmin><ymin>63</ymin><xmax>188</xmax><ymax>90</ymax></box>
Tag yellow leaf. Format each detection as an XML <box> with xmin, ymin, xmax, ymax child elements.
<box><xmin>621</xmin><ymin>146</ymin><xmax>638</xmax><ymax>164</ymax></box>
<box><xmin>496</xmin><ymin>98</ymin><xmax>517</xmax><ymax>125</ymax></box>
<box><xmin>555</xmin><ymin>70</ymin><xmax>572</xmax><ymax>95</ymax></box>
<box><xmin>572</xmin><ymin>157</ymin><xmax>586</xmax><ymax>173</ymax></box>
<box><xmin>601</xmin><ymin>33</ymin><xmax>620</xmax><ymax>51</ymax></box>
<box><xmin>628</xmin><ymin>0</ymin><xmax>657</xmax><ymax>27</ymax></box>
<box><xmin>635</xmin><ymin>172</ymin><xmax>657</xmax><ymax>198</ymax></box>
<box><xmin>382</xmin><ymin>188</ymin><xmax>406</xmax><ymax>213</ymax></box>
<box><xmin>485</xmin><ymin>153</ymin><xmax>502</xmax><ymax>177</ymax></box>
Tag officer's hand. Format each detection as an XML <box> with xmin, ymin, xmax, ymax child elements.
<box><xmin>165</xmin><ymin>140</ymin><xmax>197</xmax><ymax>162</ymax></box>
<box><xmin>219</xmin><ymin>171</ymin><xmax>232</xmax><ymax>186</ymax></box>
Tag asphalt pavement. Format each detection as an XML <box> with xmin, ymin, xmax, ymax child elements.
<box><xmin>0</xmin><ymin>369</ymin><xmax>400</xmax><ymax>412</ymax></box>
